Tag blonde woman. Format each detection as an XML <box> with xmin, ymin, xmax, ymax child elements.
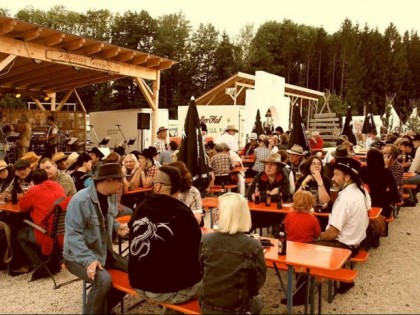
<box><xmin>131</xmin><ymin>148</ymin><xmax>158</xmax><ymax>189</ymax></box>
<box><xmin>199</xmin><ymin>193</ymin><xmax>266</xmax><ymax>314</ymax></box>
<box><xmin>122</xmin><ymin>153</ymin><xmax>140</xmax><ymax>192</ymax></box>
<box><xmin>15</xmin><ymin>114</ymin><xmax>32</xmax><ymax>158</ymax></box>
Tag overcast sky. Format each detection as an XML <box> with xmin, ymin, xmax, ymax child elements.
<box><xmin>3</xmin><ymin>0</ymin><xmax>419</xmax><ymax>37</ymax></box>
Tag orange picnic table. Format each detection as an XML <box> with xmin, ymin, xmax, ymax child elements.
<box><xmin>0</xmin><ymin>201</ymin><xmax>21</xmax><ymax>213</ymax></box>
<box><xmin>267</xmin><ymin>241</ymin><xmax>351</xmax><ymax>314</ymax></box>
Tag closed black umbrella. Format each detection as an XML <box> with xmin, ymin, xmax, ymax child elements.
<box><xmin>341</xmin><ymin>106</ymin><xmax>357</xmax><ymax>145</ymax></box>
<box><xmin>287</xmin><ymin>104</ymin><xmax>309</xmax><ymax>153</ymax></box>
<box><xmin>362</xmin><ymin>112</ymin><xmax>376</xmax><ymax>134</ymax></box>
<box><xmin>252</xmin><ymin>109</ymin><xmax>265</xmax><ymax>137</ymax></box>
<box><xmin>178</xmin><ymin>97</ymin><xmax>210</xmax><ymax>191</ymax></box>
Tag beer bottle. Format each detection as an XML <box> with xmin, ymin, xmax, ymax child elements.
<box><xmin>254</xmin><ymin>182</ymin><xmax>260</xmax><ymax>204</ymax></box>
<box><xmin>277</xmin><ymin>191</ymin><xmax>283</xmax><ymax>209</ymax></box>
<box><xmin>265</xmin><ymin>190</ymin><xmax>271</xmax><ymax>206</ymax></box>
<box><xmin>279</xmin><ymin>224</ymin><xmax>287</xmax><ymax>255</ymax></box>
<box><xmin>220</xmin><ymin>179</ymin><xmax>225</xmax><ymax>194</ymax></box>
<box><xmin>11</xmin><ymin>186</ymin><xmax>18</xmax><ymax>205</ymax></box>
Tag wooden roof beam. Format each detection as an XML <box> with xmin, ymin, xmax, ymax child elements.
<box><xmin>116</xmin><ymin>51</ymin><xmax>134</xmax><ymax>62</ymax></box>
<box><xmin>51</xmin><ymin>74</ymin><xmax>125</xmax><ymax>93</ymax></box>
<box><xmin>16</xmin><ymin>68</ymin><xmax>81</xmax><ymax>89</ymax></box>
<box><xmin>64</xmin><ymin>38</ymin><xmax>86</xmax><ymax>51</ymax></box>
<box><xmin>30</xmin><ymin>96</ymin><xmax>47</xmax><ymax>110</ymax></box>
<box><xmin>41</xmin><ymin>73</ymin><xmax>120</xmax><ymax>91</ymax></box>
<box><xmin>42</xmin><ymin>33</ymin><xmax>65</xmax><ymax>46</ymax></box>
<box><xmin>0</xmin><ymin>63</ymin><xmax>57</xmax><ymax>84</ymax></box>
<box><xmin>0</xmin><ymin>36</ymin><xmax>159</xmax><ymax>80</ymax></box>
<box><xmin>101</xmin><ymin>47</ymin><xmax>120</xmax><ymax>58</ymax></box>
<box><xmin>154</xmin><ymin>60</ymin><xmax>175</xmax><ymax>70</ymax></box>
<box><xmin>0</xmin><ymin>55</ymin><xmax>16</xmax><ymax>72</ymax></box>
<box><xmin>132</xmin><ymin>54</ymin><xmax>149</xmax><ymax>65</ymax></box>
<box><xmin>146</xmin><ymin>57</ymin><xmax>162</xmax><ymax>67</ymax></box>
<box><xmin>56</xmin><ymin>89</ymin><xmax>74</xmax><ymax>111</ymax></box>
<box><xmin>14</xmin><ymin>27</ymin><xmax>42</xmax><ymax>41</ymax></box>
<box><xmin>0</xmin><ymin>19</ymin><xmax>17</xmax><ymax>35</ymax></box>
<box><xmin>75</xmin><ymin>43</ymin><xmax>104</xmax><ymax>55</ymax></box>
<box><xmin>135</xmin><ymin>77</ymin><xmax>155</xmax><ymax>111</ymax></box>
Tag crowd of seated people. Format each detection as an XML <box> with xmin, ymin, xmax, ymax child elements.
<box><xmin>2</xmin><ymin>124</ymin><xmax>420</xmax><ymax>314</ymax></box>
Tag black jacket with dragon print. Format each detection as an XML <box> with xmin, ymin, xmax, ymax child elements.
<box><xmin>128</xmin><ymin>193</ymin><xmax>202</xmax><ymax>293</ymax></box>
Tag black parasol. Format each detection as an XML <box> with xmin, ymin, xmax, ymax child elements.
<box><xmin>252</xmin><ymin>109</ymin><xmax>265</xmax><ymax>137</ymax></box>
<box><xmin>177</xmin><ymin>97</ymin><xmax>210</xmax><ymax>191</ymax></box>
<box><xmin>341</xmin><ymin>105</ymin><xmax>357</xmax><ymax>145</ymax></box>
<box><xmin>287</xmin><ymin>104</ymin><xmax>310</xmax><ymax>153</ymax></box>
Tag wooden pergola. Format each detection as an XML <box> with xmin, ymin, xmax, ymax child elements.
<box><xmin>195</xmin><ymin>72</ymin><xmax>324</xmax><ymax>130</ymax></box>
<box><xmin>0</xmin><ymin>16</ymin><xmax>176</xmax><ymax>142</ymax></box>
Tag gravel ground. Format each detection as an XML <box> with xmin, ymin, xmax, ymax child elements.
<box><xmin>1</xmin><ymin>203</ymin><xmax>420</xmax><ymax>314</ymax></box>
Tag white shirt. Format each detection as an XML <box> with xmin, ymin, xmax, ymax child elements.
<box><xmin>215</xmin><ymin>133</ymin><xmax>238</xmax><ymax>152</ymax></box>
<box><xmin>327</xmin><ymin>183</ymin><xmax>370</xmax><ymax>246</ymax></box>
<box><xmin>409</xmin><ymin>146</ymin><xmax>420</xmax><ymax>173</ymax></box>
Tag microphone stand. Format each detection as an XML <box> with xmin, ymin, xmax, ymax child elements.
<box><xmin>89</xmin><ymin>125</ymin><xmax>101</xmax><ymax>145</ymax></box>
<box><xmin>116</xmin><ymin>124</ymin><xmax>128</xmax><ymax>148</ymax></box>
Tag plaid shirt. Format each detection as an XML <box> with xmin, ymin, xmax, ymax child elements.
<box><xmin>146</xmin><ymin>165</ymin><xmax>158</xmax><ymax>179</ymax></box>
<box><xmin>154</xmin><ymin>139</ymin><xmax>167</xmax><ymax>154</ymax></box>
<box><xmin>178</xmin><ymin>186</ymin><xmax>203</xmax><ymax>213</ymax></box>
<box><xmin>211</xmin><ymin>153</ymin><xmax>232</xmax><ymax>175</ymax></box>
<box><xmin>252</xmin><ymin>147</ymin><xmax>270</xmax><ymax>172</ymax></box>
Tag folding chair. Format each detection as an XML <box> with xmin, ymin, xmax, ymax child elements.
<box><xmin>115</xmin><ymin>215</ymin><xmax>131</xmax><ymax>257</ymax></box>
<box><xmin>23</xmin><ymin>196</ymin><xmax>79</xmax><ymax>289</ymax></box>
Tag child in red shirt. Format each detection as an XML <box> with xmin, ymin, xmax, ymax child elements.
<box><xmin>284</xmin><ymin>190</ymin><xmax>321</xmax><ymax>243</ymax></box>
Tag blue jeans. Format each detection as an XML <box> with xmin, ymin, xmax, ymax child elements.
<box><xmin>64</xmin><ymin>254</ymin><xmax>128</xmax><ymax>314</ymax></box>
<box><xmin>17</xmin><ymin>226</ymin><xmax>43</xmax><ymax>268</ymax></box>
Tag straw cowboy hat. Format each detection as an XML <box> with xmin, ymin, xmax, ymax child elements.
<box><xmin>286</xmin><ymin>144</ymin><xmax>305</xmax><ymax>156</ymax></box>
<box><xmin>249</xmin><ymin>132</ymin><xmax>258</xmax><ymax>140</ymax></box>
<box><xmin>331</xmin><ymin>145</ymin><xmax>352</xmax><ymax>159</ymax></box>
<box><xmin>225</xmin><ymin>125</ymin><xmax>238</xmax><ymax>132</ymax></box>
<box><xmin>0</xmin><ymin>160</ymin><xmax>8</xmax><ymax>171</ymax></box>
<box><xmin>21</xmin><ymin>151</ymin><xmax>41</xmax><ymax>168</ymax></box>
<box><xmin>261</xmin><ymin>153</ymin><xmax>286</xmax><ymax>167</ymax></box>
<box><xmin>93</xmin><ymin>163</ymin><xmax>127</xmax><ymax>181</ymax></box>
<box><xmin>66</xmin><ymin>152</ymin><xmax>79</xmax><ymax>169</ymax></box>
<box><xmin>52</xmin><ymin>152</ymin><xmax>68</xmax><ymax>163</ymax></box>
<box><xmin>157</xmin><ymin>126</ymin><xmax>168</xmax><ymax>135</ymax></box>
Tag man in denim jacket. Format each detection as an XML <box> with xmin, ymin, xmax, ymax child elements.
<box><xmin>64</xmin><ymin>163</ymin><xmax>129</xmax><ymax>314</ymax></box>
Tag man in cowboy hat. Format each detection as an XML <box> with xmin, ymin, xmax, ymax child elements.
<box><xmin>128</xmin><ymin>166</ymin><xmax>202</xmax><ymax>307</ymax></box>
<box><xmin>154</xmin><ymin>126</ymin><xmax>169</xmax><ymax>155</ymax></box>
<box><xmin>317</xmin><ymin>157</ymin><xmax>370</xmax><ymax>294</ymax></box>
<box><xmin>0</xmin><ymin>159</ymin><xmax>33</xmax><ymax>202</ymax></box>
<box><xmin>286</xmin><ymin>144</ymin><xmax>306</xmax><ymax>183</ymax></box>
<box><xmin>52</xmin><ymin>152</ymin><xmax>68</xmax><ymax>171</ymax></box>
<box><xmin>21</xmin><ymin>151</ymin><xmax>41</xmax><ymax>170</ymax></box>
<box><xmin>247</xmin><ymin>153</ymin><xmax>290</xmax><ymax>238</ymax></box>
<box><xmin>215</xmin><ymin>125</ymin><xmax>239</xmax><ymax>152</ymax></box>
<box><xmin>324</xmin><ymin>145</ymin><xmax>361</xmax><ymax>180</ymax></box>
<box><xmin>89</xmin><ymin>147</ymin><xmax>104</xmax><ymax>176</ymax></box>
<box><xmin>64</xmin><ymin>163</ymin><xmax>129</xmax><ymax>314</ymax></box>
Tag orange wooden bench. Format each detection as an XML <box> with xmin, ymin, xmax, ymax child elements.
<box><xmin>266</xmin><ymin>256</ymin><xmax>358</xmax><ymax>308</ymax></box>
<box><xmin>208</xmin><ymin>184</ymin><xmax>237</xmax><ymax>194</ymax></box>
<box><xmin>348</xmin><ymin>250</ymin><xmax>369</xmax><ymax>269</ymax></box>
<box><xmin>83</xmin><ymin>269</ymin><xmax>202</xmax><ymax>314</ymax></box>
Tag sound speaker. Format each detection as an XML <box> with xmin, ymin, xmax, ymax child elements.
<box><xmin>137</xmin><ymin>113</ymin><xmax>150</xmax><ymax>130</ymax></box>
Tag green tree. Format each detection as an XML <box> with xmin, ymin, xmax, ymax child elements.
<box><xmin>189</xmin><ymin>23</ymin><xmax>220</xmax><ymax>95</ymax></box>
